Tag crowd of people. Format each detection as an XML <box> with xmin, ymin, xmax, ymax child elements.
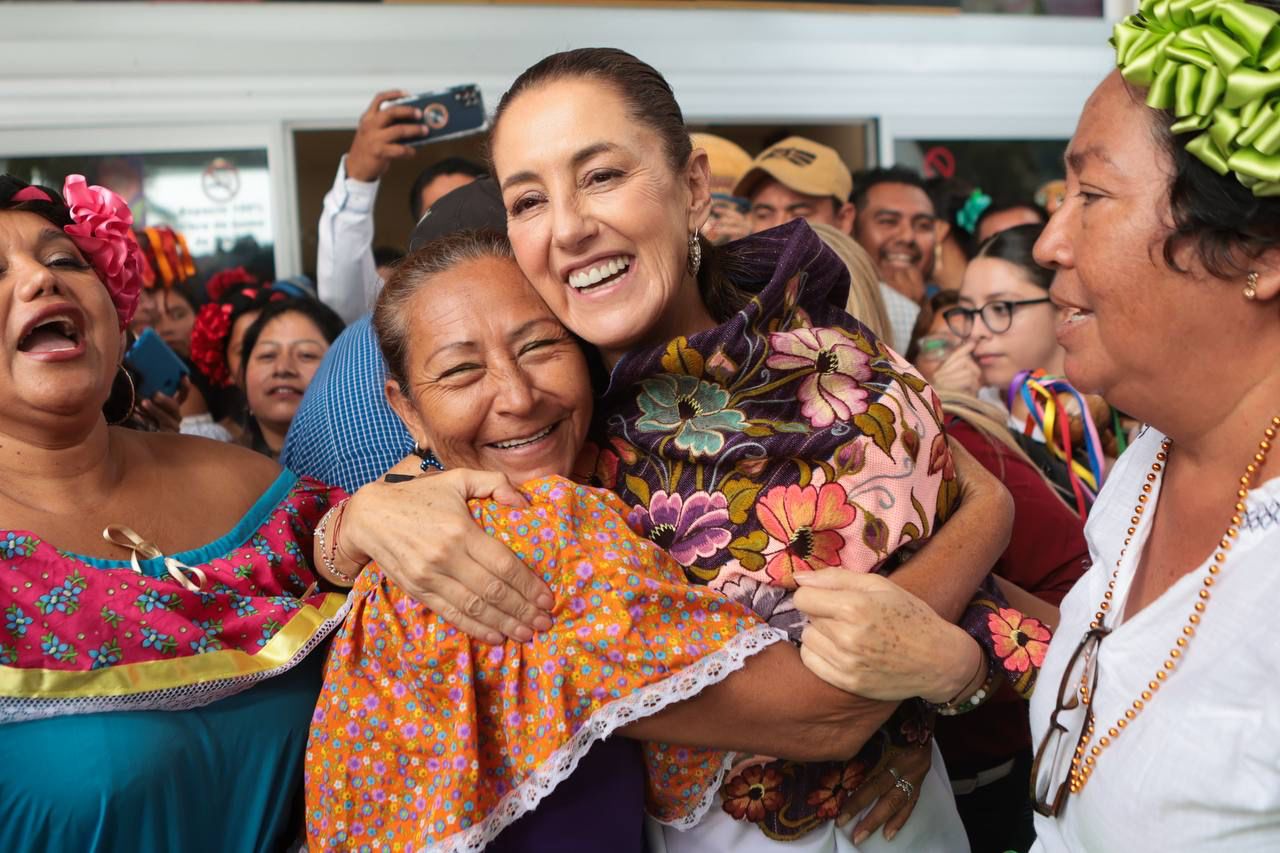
<box><xmin>2</xmin><ymin>2</ymin><xmax>1279</xmax><ymax>850</ymax></box>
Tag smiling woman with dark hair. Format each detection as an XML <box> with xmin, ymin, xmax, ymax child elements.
<box><xmin>0</xmin><ymin>173</ymin><xmax>351</xmax><ymax>852</ymax></box>
<box><xmin>0</xmin><ymin>174</ymin><xmax>538</xmax><ymax>853</ymax></box>
<box><xmin>306</xmin><ymin>46</ymin><xmax>1062</xmax><ymax>853</ymax></box>
<box><xmin>238</xmin><ymin>297</ymin><xmax>344</xmax><ymax>459</ymax></box>
<box><xmin>306</xmin><ymin>230</ymin><xmax>867</xmax><ymax>852</ymax></box>
<box><xmin>1023</xmin><ymin>2</ymin><xmax>1280</xmax><ymax>847</ymax></box>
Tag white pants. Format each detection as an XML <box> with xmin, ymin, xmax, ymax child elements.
<box><xmin>647</xmin><ymin>741</ymin><xmax>969</xmax><ymax>853</ymax></box>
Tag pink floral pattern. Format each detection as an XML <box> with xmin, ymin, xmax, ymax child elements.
<box><xmin>766</xmin><ymin>327</ymin><xmax>873</xmax><ymax>428</ymax></box>
<box><xmin>597</xmin><ymin>221</ymin><xmax>1013</xmax><ymax>840</ymax></box>
<box><xmin>0</xmin><ymin>474</ymin><xmax>344</xmax><ymax>720</ymax></box>
<box><xmin>756</xmin><ymin>482</ymin><xmax>857</xmax><ymax>585</ymax></box>
<box><xmin>988</xmin><ymin>607</ymin><xmax>1051</xmax><ymax>673</ymax></box>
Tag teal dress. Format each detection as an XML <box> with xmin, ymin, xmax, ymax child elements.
<box><xmin>0</xmin><ymin>472</ymin><xmax>346</xmax><ymax>852</ymax></box>
<box><xmin>0</xmin><ymin>651</ymin><xmax>323</xmax><ymax>852</ymax></box>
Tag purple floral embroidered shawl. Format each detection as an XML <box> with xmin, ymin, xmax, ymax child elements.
<box><xmin>585</xmin><ymin>220</ymin><xmax>963</xmax><ymax>839</ymax></box>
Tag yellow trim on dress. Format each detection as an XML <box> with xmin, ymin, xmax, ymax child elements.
<box><xmin>0</xmin><ymin>593</ymin><xmax>346</xmax><ymax>698</ymax></box>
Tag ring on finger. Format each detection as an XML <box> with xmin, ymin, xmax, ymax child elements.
<box><xmin>888</xmin><ymin>768</ymin><xmax>915</xmax><ymax>802</ymax></box>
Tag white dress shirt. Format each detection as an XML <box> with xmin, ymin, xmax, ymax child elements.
<box><xmin>316</xmin><ymin>155</ymin><xmax>383</xmax><ymax>324</ymax></box>
<box><xmin>1030</xmin><ymin>427</ymin><xmax>1280</xmax><ymax>851</ymax></box>
<box><xmin>878</xmin><ymin>283</ymin><xmax>921</xmax><ymax>355</ymax></box>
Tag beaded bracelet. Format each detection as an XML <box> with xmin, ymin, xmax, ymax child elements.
<box><xmin>315</xmin><ymin>499</ymin><xmax>356</xmax><ymax>586</ymax></box>
<box><xmin>932</xmin><ymin>659</ymin><xmax>998</xmax><ymax>717</ymax></box>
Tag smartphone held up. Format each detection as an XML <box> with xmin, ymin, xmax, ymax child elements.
<box><xmin>384</xmin><ymin>85</ymin><xmax>487</xmax><ymax>146</ymax></box>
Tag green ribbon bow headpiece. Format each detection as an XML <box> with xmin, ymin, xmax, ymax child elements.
<box><xmin>1114</xmin><ymin>0</ymin><xmax>1280</xmax><ymax>195</ymax></box>
<box><xmin>955</xmin><ymin>189</ymin><xmax>993</xmax><ymax>235</ymax></box>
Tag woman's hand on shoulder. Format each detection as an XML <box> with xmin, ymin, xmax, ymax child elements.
<box><xmin>793</xmin><ymin>568</ymin><xmax>981</xmax><ymax>704</ymax></box>
<box><xmin>339</xmin><ymin>463</ymin><xmax>555</xmax><ymax>644</ymax></box>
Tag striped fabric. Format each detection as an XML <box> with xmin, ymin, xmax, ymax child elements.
<box><xmin>280</xmin><ymin>315</ymin><xmax>413</xmax><ymax>493</ymax></box>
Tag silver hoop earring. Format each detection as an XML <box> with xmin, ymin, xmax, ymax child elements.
<box><xmin>108</xmin><ymin>367</ymin><xmax>137</xmax><ymax>426</ymax></box>
<box><xmin>1244</xmin><ymin>271</ymin><xmax>1259</xmax><ymax>301</ymax></box>
<box><xmin>687</xmin><ymin>230</ymin><xmax>702</xmax><ymax>277</ymax></box>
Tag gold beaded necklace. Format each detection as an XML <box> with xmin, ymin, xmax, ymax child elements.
<box><xmin>1068</xmin><ymin>415</ymin><xmax>1280</xmax><ymax>795</ymax></box>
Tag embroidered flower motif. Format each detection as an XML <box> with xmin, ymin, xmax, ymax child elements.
<box><xmin>627</xmin><ymin>490</ymin><xmax>732</xmax><ymax>566</ymax></box>
<box><xmin>988</xmin><ymin>607</ymin><xmax>1051</xmax><ymax>673</ymax></box>
<box><xmin>636</xmin><ymin>374</ymin><xmax>748</xmax><ymax>457</ymax></box>
<box><xmin>100</xmin><ymin>606</ymin><xmax>122</xmax><ymax>628</ymax></box>
<box><xmin>231</xmin><ymin>595</ymin><xmax>258</xmax><ymax>618</ymax></box>
<box><xmin>766</xmin><ymin>327</ymin><xmax>873</xmax><ymax>428</ymax></box>
<box><xmin>0</xmin><ymin>532</ymin><xmax>35</xmax><ymax>560</ymax></box>
<box><xmin>572</xmin><ymin>442</ymin><xmax>620</xmax><ymax>490</ymax></box>
<box><xmin>134</xmin><ymin>588</ymin><xmax>181</xmax><ymax>614</ymax></box>
<box><xmin>253</xmin><ymin>534</ymin><xmax>281</xmax><ymax>564</ymax></box>
<box><xmin>928</xmin><ymin>432</ymin><xmax>956</xmax><ymax>481</ymax></box>
<box><xmin>807</xmin><ymin>761</ymin><xmax>867</xmax><ymax>819</ymax></box>
<box><xmin>139</xmin><ymin>626</ymin><xmax>177</xmax><ymax>656</ymax></box>
<box><xmin>190</xmin><ymin>634</ymin><xmax>224</xmax><ymax>654</ymax></box>
<box><xmin>0</xmin><ymin>643</ymin><xmax>15</xmax><ymax>666</ymax></box>
<box><xmin>62</xmin><ymin>175</ymin><xmax>145</xmax><ymax>327</ymax></box>
<box><xmin>196</xmin><ymin>618</ymin><xmax>223</xmax><ymax>636</ymax></box>
<box><xmin>268</xmin><ymin>595</ymin><xmax>302</xmax><ymax>612</ymax></box>
<box><xmin>259</xmin><ymin>618</ymin><xmax>283</xmax><ymax>647</ymax></box>
<box><xmin>716</xmin><ymin>575</ymin><xmax>807</xmax><ymax>639</ymax></box>
<box><xmin>722</xmin><ymin>764</ymin><xmax>785</xmax><ymax>822</ymax></box>
<box><xmin>4</xmin><ymin>603</ymin><xmax>32</xmax><ymax>637</ymax></box>
<box><xmin>41</xmin><ymin>632</ymin><xmax>78</xmax><ymax>663</ymax></box>
<box><xmin>35</xmin><ymin>572</ymin><xmax>87</xmax><ymax>615</ymax></box>
<box><xmin>756</xmin><ymin>483</ymin><xmax>857</xmax><ymax>584</ymax></box>
<box><xmin>88</xmin><ymin>639</ymin><xmax>122</xmax><ymax>670</ymax></box>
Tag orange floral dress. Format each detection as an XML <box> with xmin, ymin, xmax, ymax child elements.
<box><xmin>304</xmin><ymin>476</ymin><xmax>784</xmax><ymax>852</ymax></box>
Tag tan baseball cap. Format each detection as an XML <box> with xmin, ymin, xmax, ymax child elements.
<box><xmin>734</xmin><ymin>136</ymin><xmax>854</xmax><ymax>203</ymax></box>
<box><xmin>690</xmin><ymin>132</ymin><xmax>753</xmax><ymax>197</ymax></box>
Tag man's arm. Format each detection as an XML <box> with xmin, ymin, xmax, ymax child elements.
<box><xmin>317</xmin><ymin>90</ymin><xmax>427</xmax><ymax>323</ymax></box>
<box><xmin>317</xmin><ymin>156</ymin><xmax>381</xmax><ymax>324</ymax></box>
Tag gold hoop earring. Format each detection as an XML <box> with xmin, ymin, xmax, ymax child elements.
<box><xmin>1244</xmin><ymin>271</ymin><xmax>1259</xmax><ymax>301</ymax></box>
<box><xmin>108</xmin><ymin>367</ymin><xmax>137</xmax><ymax>426</ymax></box>
<box><xmin>687</xmin><ymin>230</ymin><xmax>702</xmax><ymax>277</ymax></box>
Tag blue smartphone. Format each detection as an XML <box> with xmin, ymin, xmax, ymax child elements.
<box><xmin>386</xmin><ymin>85</ymin><xmax>487</xmax><ymax>147</ymax></box>
<box><xmin>125</xmin><ymin>328</ymin><xmax>189</xmax><ymax>399</ymax></box>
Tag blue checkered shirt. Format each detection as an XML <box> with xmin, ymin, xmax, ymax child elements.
<box><xmin>281</xmin><ymin>314</ymin><xmax>414</xmax><ymax>493</ymax></box>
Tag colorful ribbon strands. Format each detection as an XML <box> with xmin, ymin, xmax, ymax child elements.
<box><xmin>137</xmin><ymin>226</ymin><xmax>197</xmax><ymax>289</ymax></box>
<box><xmin>1114</xmin><ymin>0</ymin><xmax>1280</xmax><ymax>195</ymax></box>
<box><xmin>1009</xmin><ymin>370</ymin><xmax>1106</xmax><ymax>517</ymax></box>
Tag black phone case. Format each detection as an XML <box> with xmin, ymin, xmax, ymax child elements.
<box><xmin>390</xmin><ymin>85</ymin><xmax>487</xmax><ymax>147</ymax></box>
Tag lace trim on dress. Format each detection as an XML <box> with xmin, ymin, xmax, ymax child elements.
<box><xmin>0</xmin><ymin>597</ymin><xmax>350</xmax><ymax>725</ymax></box>
<box><xmin>425</xmin><ymin>623</ymin><xmax>787</xmax><ymax>853</ymax></box>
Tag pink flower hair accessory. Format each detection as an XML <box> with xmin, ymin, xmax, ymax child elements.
<box><xmin>61</xmin><ymin>175</ymin><xmax>145</xmax><ymax>328</ymax></box>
